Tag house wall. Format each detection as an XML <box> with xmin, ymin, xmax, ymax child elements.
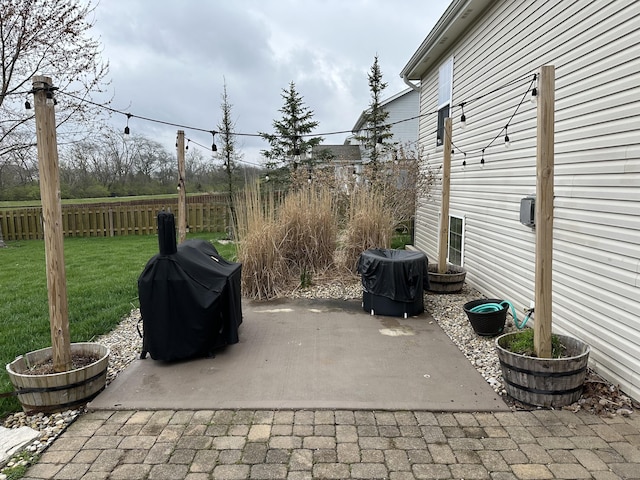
<box><xmin>386</xmin><ymin>89</ymin><xmax>420</xmax><ymax>148</ymax></box>
<box><xmin>351</xmin><ymin>89</ymin><xmax>420</xmax><ymax>155</ymax></box>
<box><xmin>414</xmin><ymin>0</ymin><xmax>640</xmax><ymax>400</ymax></box>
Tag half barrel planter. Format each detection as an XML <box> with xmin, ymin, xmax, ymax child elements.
<box><xmin>6</xmin><ymin>342</ymin><xmax>109</xmax><ymax>413</ymax></box>
<box><xmin>426</xmin><ymin>264</ymin><xmax>466</xmax><ymax>293</ymax></box>
<box><xmin>495</xmin><ymin>332</ymin><xmax>590</xmax><ymax>407</ymax></box>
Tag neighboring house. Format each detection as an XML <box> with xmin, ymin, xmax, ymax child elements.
<box><xmin>348</xmin><ymin>88</ymin><xmax>420</xmax><ymax>159</ymax></box>
<box><xmin>311</xmin><ymin>144</ymin><xmax>362</xmax><ymax>185</ymax></box>
<box><xmin>401</xmin><ymin>0</ymin><xmax>640</xmax><ymax>401</ymax></box>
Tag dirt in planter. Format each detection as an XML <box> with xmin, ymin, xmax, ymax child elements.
<box><xmin>23</xmin><ymin>354</ymin><xmax>100</xmax><ymax>375</ymax></box>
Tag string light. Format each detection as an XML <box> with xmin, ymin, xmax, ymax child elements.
<box><xmin>124</xmin><ymin>114</ymin><xmax>131</xmax><ymax>135</ymax></box>
<box><xmin>530</xmin><ymin>73</ymin><xmax>538</xmax><ymax>105</ymax></box>
<box><xmin>451</xmin><ymin>73</ymin><xmax>536</xmax><ymax>164</ymax></box>
<box><xmin>462</xmin><ymin>152</ymin><xmax>467</xmax><ymax>167</ymax></box>
<box><xmin>460</xmin><ymin>103</ymin><xmax>466</xmax><ymax>129</ymax></box>
<box><xmin>51</xmin><ymin>73</ymin><xmax>535</xmax><ymax>162</ymax></box>
<box><xmin>185</xmin><ymin>139</ymin><xmax>190</xmax><ymax>151</ymax></box>
<box><xmin>265</xmin><ymin>174</ymin><xmax>270</xmax><ymax>182</ymax></box>
<box><xmin>211</xmin><ymin>131</ymin><xmax>217</xmax><ymax>152</ymax></box>
<box><xmin>45</xmin><ymin>90</ymin><xmax>55</xmax><ymax>106</ymax></box>
<box><xmin>25</xmin><ymin>97</ymin><xmax>32</xmax><ymax>110</ymax></box>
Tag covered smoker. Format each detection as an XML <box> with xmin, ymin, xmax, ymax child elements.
<box><xmin>138</xmin><ymin>212</ymin><xmax>242</xmax><ymax>361</ymax></box>
<box><xmin>357</xmin><ymin>248</ymin><xmax>429</xmax><ymax>318</ymax></box>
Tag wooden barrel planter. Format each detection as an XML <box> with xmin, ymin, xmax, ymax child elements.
<box><xmin>495</xmin><ymin>333</ymin><xmax>590</xmax><ymax>407</ymax></box>
<box><xmin>6</xmin><ymin>342</ymin><xmax>109</xmax><ymax>413</ymax></box>
<box><xmin>427</xmin><ymin>264</ymin><xmax>466</xmax><ymax>293</ymax></box>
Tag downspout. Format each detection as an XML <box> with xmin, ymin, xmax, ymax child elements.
<box><xmin>403</xmin><ymin>75</ymin><xmax>420</xmax><ymax>92</ymax></box>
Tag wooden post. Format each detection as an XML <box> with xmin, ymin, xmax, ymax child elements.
<box><xmin>32</xmin><ymin>75</ymin><xmax>71</xmax><ymax>373</ymax></box>
<box><xmin>177</xmin><ymin>130</ymin><xmax>187</xmax><ymax>244</ymax></box>
<box><xmin>534</xmin><ymin>65</ymin><xmax>555</xmax><ymax>359</ymax></box>
<box><xmin>438</xmin><ymin>117</ymin><xmax>452</xmax><ymax>274</ymax></box>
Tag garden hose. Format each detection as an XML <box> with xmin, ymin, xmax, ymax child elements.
<box><xmin>469</xmin><ymin>300</ymin><xmax>532</xmax><ymax>329</ymax></box>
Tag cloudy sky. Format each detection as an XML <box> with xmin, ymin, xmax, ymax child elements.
<box><xmin>91</xmin><ymin>0</ymin><xmax>450</xmax><ymax>165</ymax></box>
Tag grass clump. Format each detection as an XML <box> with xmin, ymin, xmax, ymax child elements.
<box><xmin>341</xmin><ymin>187</ymin><xmax>395</xmax><ymax>272</ymax></box>
<box><xmin>235</xmin><ymin>181</ymin><xmax>401</xmax><ymax>298</ymax></box>
<box><xmin>235</xmin><ymin>182</ymin><xmax>338</xmax><ymax>299</ymax></box>
<box><xmin>503</xmin><ymin>329</ymin><xmax>566</xmax><ymax>358</ymax></box>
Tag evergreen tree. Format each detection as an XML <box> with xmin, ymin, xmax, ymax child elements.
<box><xmin>355</xmin><ymin>55</ymin><xmax>393</xmax><ymax>175</ymax></box>
<box><xmin>260</xmin><ymin>82</ymin><xmax>323</xmax><ymax>187</ymax></box>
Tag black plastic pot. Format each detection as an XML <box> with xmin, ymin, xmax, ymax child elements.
<box><xmin>463</xmin><ymin>299</ymin><xmax>507</xmax><ymax>336</ymax></box>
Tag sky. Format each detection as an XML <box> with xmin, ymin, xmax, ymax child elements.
<box><xmin>90</xmin><ymin>0</ymin><xmax>451</xmax><ymax>166</ymax></box>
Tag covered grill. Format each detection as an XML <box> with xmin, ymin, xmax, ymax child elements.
<box><xmin>138</xmin><ymin>212</ymin><xmax>242</xmax><ymax>361</ymax></box>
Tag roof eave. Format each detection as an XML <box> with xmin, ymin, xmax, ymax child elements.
<box><xmin>400</xmin><ymin>0</ymin><xmax>495</xmax><ymax>80</ymax></box>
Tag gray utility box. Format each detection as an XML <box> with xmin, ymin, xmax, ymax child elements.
<box><xmin>520</xmin><ymin>196</ymin><xmax>535</xmax><ymax>227</ymax></box>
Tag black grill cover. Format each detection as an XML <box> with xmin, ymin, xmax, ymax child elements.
<box><xmin>138</xmin><ymin>238</ymin><xmax>242</xmax><ymax>361</ymax></box>
<box><xmin>357</xmin><ymin>248</ymin><xmax>429</xmax><ymax>302</ymax></box>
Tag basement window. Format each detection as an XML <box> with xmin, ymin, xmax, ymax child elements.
<box><xmin>448</xmin><ymin>214</ymin><xmax>464</xmax><ymax>266</ymax></box>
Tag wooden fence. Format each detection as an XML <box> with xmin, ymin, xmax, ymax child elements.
<box><xmin>0</xmin><ymin>195</ymin><xmax>230</xmax><ymax>241</ymax></box>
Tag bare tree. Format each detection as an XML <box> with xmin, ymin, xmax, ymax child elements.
<box><xmin>0</xmin><ymin>0</ymin><xmax>110</xmax><ymax>163</ymax></box>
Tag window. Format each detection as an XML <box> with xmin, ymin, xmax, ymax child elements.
<box><xmin>448</xmin><ymin>214</ymin><xmax>464</xmax><ymax>266</ymax></box>
<box><xmin>436</xmin><ymin>57</ymin><xmax>453</xmax><ymax>147</ymax></box>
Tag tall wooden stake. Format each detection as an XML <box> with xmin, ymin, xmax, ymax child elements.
<box><xmin>438</xmin><ymin>117</ymin><xmax>452</xmax><ymax>274</ymax></box>
<box><xmin>176</xmin><ymin>130</ymin><xmax>187</xmax><ymax>244</ymax></box>
<box><xmin>534</xmin><ymin>65</ymin><xmax>555</xmax><ymax>359</ymax></box>
<box><xmin>33</xmin><ymin>75</ymin><xmax>71</xmax><ymax>373</ymax></box>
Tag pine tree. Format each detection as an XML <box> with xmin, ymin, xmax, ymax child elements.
<box><xmin>260</xmin><ymin>82</ymin><xmax>323</xmax><ymax>187</ymax></box>
<box><xmin>355</xmin><ymin>55</ymin><xmax>393</xmax><ymax>175</ymax></box>
<box><xmin>216</xmin><ymin>81</ymin><xmax>243</xmax><ymax>229</ymax></box>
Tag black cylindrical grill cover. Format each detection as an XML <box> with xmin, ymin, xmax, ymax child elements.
<box><xmin>138</xmin><ymin>239</ymin><xmax>242</xmax><ymax>361</ymax></box>
<box><xmin>357</xmin><ymin>248</ymin><xmax>429</xmax><ymax>302</ymax></box>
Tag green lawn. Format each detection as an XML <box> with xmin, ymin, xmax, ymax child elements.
<box><xmin>0</xmin><ymin>232</ymin><xmax>235</xmax><ymax>417</ymax></box>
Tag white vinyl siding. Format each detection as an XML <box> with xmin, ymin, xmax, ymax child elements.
<box><xmin>384</xmin><ymin>89</ymin><xmax>420</xmax><ymax>147</ymax></box>
<box><xmin>413</xmin><ymin>0</ymin><xmax>640</xmax><ymax>400</ymax></box>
